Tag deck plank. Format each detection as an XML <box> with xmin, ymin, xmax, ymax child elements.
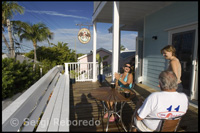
<box><xmin>70</xmin><ymin>79</ymin><xmax>198</xmax><ymax>132</ymax></box>
<box><xmin>70</xmin><ymin>81</ymin><xmax>135</xmax><ymax>132</ymax></box>
<box><xmin>37</xmin><ymin>74</ymin><xmax>64</xmax><ymax>131</ymax></box>
<box><xmin>48</xmin><ymin>75</ymin><xmax>66</xmax><ymax>131</ymax></box>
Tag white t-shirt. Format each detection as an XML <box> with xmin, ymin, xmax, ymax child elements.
<box><xmin>137</xmin><ymin>91</ymin><xmax>188</xmax><ymax>131</ymax></box>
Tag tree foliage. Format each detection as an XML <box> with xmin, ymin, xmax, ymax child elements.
<box><xmin>13</xmin><ymin>21</ymin><xmax>53</xmax><ymax>63</ymax></box>
<box><xmin>2</xmin><ymin>1</ymin><xmax>24</xmax><ymax>30</ymax></box>
<box><xmin>2</xmin><ymin>1</ymin><xmax>24</xmax><ymax>55</ymax></box>
<box><xmin>25</xmin><ymin>41</ymin><xmax>77</xmax><ymax>73</ymax></box>
<box><xmin>2</xmin><ymin>58</ymin><xmax>40</xmax><ymax>99</ymax></box>
<box><xmin>120</xmin><ymin>45</ymin><xmax>126</xmax><ymax>51</ymax></box>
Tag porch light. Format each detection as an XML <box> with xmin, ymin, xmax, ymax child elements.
<box><xmin>152</xmin><ymin>36</ymin><xmax>157</xmax><ymax>40</ymax></box>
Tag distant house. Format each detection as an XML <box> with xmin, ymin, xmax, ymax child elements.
<box><xmin>77</xmin><ymin>47</ymin><xmax>135</xmax><ymax>75</ymax></box>
<box><xmin>2</xmin><ymin>53</ymin><xmax>38</xmax><ymax>63</ymax></box>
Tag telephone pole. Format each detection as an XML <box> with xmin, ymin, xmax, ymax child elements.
<box><xmin>75</xmin><ymin>38</ymin><xmax>77</xmax><ymax>61</ymax></box>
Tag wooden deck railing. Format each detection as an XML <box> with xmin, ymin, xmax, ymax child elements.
<box><xmin>2</xmin><ymin>65</ymin><xmax>71</xmax><ymax>132</ymax></box>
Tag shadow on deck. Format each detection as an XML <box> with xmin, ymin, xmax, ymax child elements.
<box><xmin>69</xmin><ymin>79</ymin><xmax>198</xmax><ymax>132</ymax></box>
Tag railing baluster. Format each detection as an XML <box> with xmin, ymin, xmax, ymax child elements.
<box><xmin>66</xmin><ymin>62</ymin><xmax>100</xmax><ymax>82</ymax></box>
<box><xmin>78</xmin><ymin>63</ymin><xmax>80</xmax><ymax>81</ymax></box>
<box><xmin>86</xmin><ymin>63</ymin><xmax>90</xmax><ymax>79</ymax></box>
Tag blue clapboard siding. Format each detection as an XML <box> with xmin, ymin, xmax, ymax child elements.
<box><xmin>142</xmin><ymin>2</ymin><xmax>198</xmax><ymax>90</ymax></box>
<box><xmin>143</xmin><ymin>56</ymin><xmax>165</xmax><ymax>91</ymax></box>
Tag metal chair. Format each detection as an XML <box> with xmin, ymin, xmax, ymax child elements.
<box><xmin>130</xmin><ymin>115</ymin><xmax>183</xmax><ymax>132</ymax></box>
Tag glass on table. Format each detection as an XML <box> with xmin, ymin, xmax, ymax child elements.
<box><xmin>110</xmin><ymin>82</ymin><xmax>115</xmax><ymax>89</ymax></box>
<box><xmin>124</xmin><ymin>91</ymin><xmax>130</xmax><ymax>98</ymax></box>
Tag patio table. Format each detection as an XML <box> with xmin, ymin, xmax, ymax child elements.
<box><xmin>91</xmin><ymin>87</ymin><xmax>136</xmax><ymax>132</ymax></box>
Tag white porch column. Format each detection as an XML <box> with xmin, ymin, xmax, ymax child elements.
<box><xmin>119</xmin><ymin>30</ymin><xmax>121</xmax><ymax>71</ymax></box>
<box><xmin>111</xmin><ymin>1</ymin><xmax>120</xmax><ymax>82</ymax></box>
<box><xmin>92</xmin><ymin>21</ymin><xmax>97</xmax><ymax>82</ymax></box>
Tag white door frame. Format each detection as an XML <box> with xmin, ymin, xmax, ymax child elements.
<box><xmin>167</xmin><ymin>22</ymin><xmax>198</xmax><ymax>100</ymax></box>
<box><xmin>135</xmin><ymin>37</ymin><xmax>143</xmax><ymax>83</ymax></box>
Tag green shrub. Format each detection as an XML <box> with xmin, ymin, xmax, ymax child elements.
<box><xmin>2</xmin><ymin>58</ymin><xmax>40</xmax><ymax>100</ymax></box>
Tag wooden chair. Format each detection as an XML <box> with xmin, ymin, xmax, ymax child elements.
<box><xmin>130</xmin><ymin>115</ymin><xmax>183</xmax><ymax>132</ymax></box>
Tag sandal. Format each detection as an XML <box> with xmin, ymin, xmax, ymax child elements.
<box><xmin>109</xmin><ymin>115</ymin><xmax>115</xmax><ymax>122</ymax></box>
<box><xmin>104</xmin><ymin>112</ymin><xmax>109</xmax><ymax>119</ymax></box>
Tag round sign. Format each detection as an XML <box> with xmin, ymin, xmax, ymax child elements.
<box><xmin>78</xmin><ymin>28</ymin><xmax>91</xmax><ymax>44</ymax></box>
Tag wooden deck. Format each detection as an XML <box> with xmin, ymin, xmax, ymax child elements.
<box><xmin>69</xmin><ymin>79</ymin><xmax>198</xmax><ymax>132</ymax></box>
<box><xmin>70</xmin><ymin>81</ymin><xmax>137</xmax><ymax>132</ymax></box>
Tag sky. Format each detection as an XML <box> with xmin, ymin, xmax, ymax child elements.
<box><xmin>2</xmin><ymin>1</ymin><xmax>138</xmax><ymax>54</ymax></box>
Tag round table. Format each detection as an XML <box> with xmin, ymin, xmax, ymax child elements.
<box><xmin>91</xmin><ymin>87</ymin><xmax>136</xmax><ymax>132</ymax></box>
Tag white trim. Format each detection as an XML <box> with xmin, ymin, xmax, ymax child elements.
<box><xmin>168</xmin><ymin>24</ymin><xmax>198</xmax><ymax>41</ymax></box>
<box><xmin>92</xmin><ymin>2</ymin><xmax>107</xmax><ymax>22</ymax></box>
<box><xmin>165</xmin><ymin>21</ymin><xmax>198</xmax><ymax>31</ymax></box>
<box><xmin>135</xmin><ymin>37</ymin><xmax>138</xmax><ymax>83</ymax></box>
<box><xmin>141</xmin><ymin>16</ymin><xmax>146</xmax><ymax>83</ymax></box>
<box><xmin>190</xmin><ymin>24</ymin><xmax>198</xmax><ymax>100</ymax></box>
<box><xmin>136</xmin><ymin>37</ymin><xmax>143</xmax><ymax>83</ymax></box>
<box><xmin>77</xmin><ymin>54</ymin><xmax>87</xmax><ymax>60</ymax></box>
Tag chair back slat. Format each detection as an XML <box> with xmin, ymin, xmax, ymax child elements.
<box><xmin>161</xmin><ymin>118</ymin><xmax>181</xmax><ymax>132</ymax></box>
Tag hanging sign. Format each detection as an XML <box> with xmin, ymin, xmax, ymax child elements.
<box><xmin>78</xmin><ymin>28</ymin><xmax>91</xmax><ymax>44</ymax></box>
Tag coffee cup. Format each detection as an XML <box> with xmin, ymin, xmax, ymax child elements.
<box><xmin>110</xmin><ymin>82</ymin><xmax>115</xmax><ymax>89</ymax></box>
<box><xmin>124</xmin><ymin>91</ymin><xmax>130</xmax><ymax>98</ymax></box>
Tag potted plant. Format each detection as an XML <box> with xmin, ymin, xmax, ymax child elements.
<box><xmin>70</xmin><ymin>70</ymin><xmax>78</xmax><ymax>84</ymax></box>
<box><xmin>96</xmin><ymin>53</ymin><xmax>109</xmax><ymax>83</ymax></box>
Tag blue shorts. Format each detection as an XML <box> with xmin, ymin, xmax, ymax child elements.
<box><xmin>177</xmin><ymin>83</ymin><xmax>183</xmax><ymax>92</ymax></box>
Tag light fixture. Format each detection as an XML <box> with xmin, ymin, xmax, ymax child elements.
<box><xmin>152</xmin><ymin>36</ymin><xmax>157</xmax><ymax>40</ymax></box>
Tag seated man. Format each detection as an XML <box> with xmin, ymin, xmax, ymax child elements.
<box><xmin>133</xmin><ymin>70</ymin><xmax>188</xmax><ymax>132</ymax></box>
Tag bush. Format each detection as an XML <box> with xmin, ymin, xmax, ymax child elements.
<box><xmin>2</xmin><ymin>58</ymin><xmax>40</xmax><ymax>100</ymax></box>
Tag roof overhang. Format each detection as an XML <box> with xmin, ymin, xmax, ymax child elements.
<box><xmin>93</xmin><ymin>1</ymin><xmax>173</xmax><ymax>31</ymax></box>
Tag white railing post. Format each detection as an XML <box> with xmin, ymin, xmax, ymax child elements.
<box><xmin>65</xmin><ymin>63</ymin><xmax>69</xmax><ymax>75</ymax></box>
<box><xmin>93</xmin><ymin>21</ymin><xmax>97</xmax><ymax>82</ymax></box>
<box><xmin>100</xmin><ymin>62</ymin><xmax>103</xmax><ymax>75</ymax></box>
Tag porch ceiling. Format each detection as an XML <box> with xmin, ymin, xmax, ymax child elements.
<box><xmin>93</xmin><ymin>1</ymin><xmax>173</xmax><ymax>31</ymax></box>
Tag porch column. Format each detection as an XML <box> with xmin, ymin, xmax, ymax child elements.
<box><xmin>111</xmin><ymin>1</ymin><xmax>120</xmax><ymax>82</ymax></box>
<box><xmin>92</xmin><ymin>21</ymin><xmax>97</xmax><ymax>82</ymax></box>
<box><xmin>119</xmin><ymin>30</ymin><xmax>121</xmax><ymax>71</ymax></box>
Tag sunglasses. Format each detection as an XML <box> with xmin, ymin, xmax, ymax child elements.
<box><xmin>124</xmin><ymin>65</ymin><xmax>131</xmax><ymax>68</ymax></box>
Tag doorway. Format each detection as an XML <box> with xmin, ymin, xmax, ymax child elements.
<box><xmin>168</xmin><ymin>23</ymin><xmax>198</xmax><ymax>101</ymax></box>
<box><xmin>172</xmin><ymin>30</ymin><xmax>195</xmax><ymax>96</ymax></box>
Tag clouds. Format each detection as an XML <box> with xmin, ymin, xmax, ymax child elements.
<box><xmin>2</xmin><ymin>26</ymin><xmax>137</xmax><ymax>55</ymax></box>
<box><xmin>26</xmin><ymin>10</ymin><xmax>90</xmax><ymax>20</ymax></box>
<box><xmin>47</xmin><ymin>28</ymin><xmax>137</xmax><ymax>54</ymax></box>
<box><xmin>121</xmin><ymin>33</ymin><xmax>138</xmax><ymax>50</ymax></box>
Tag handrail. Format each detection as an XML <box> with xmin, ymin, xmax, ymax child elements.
<box><xmin>2</xmin><ymin>65</ymin><xmax>63</xmax><ymax>131</ymax></box>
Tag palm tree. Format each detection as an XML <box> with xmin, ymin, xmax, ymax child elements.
<box><xmin>120</xmin><ymin>45</ymin><xmax>126</xmax><ymax>51</ymax></box>
<box><xmin>2</xmin><ymin>1</ymin><xmax>24</xmax><ymax>57</ymax></box>
<box><xmin>57</xmin><ymin>41</ymin><xmax>69</xmax><ymax>49</ymax></box>
<box><xmin>13</xmin><ymin>21</ymin><xmax>53</xmax><ymax>69</ymax></box>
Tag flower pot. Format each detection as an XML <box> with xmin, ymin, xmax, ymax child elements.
<box><xmin>70</xmin><ymin>78</ymin><xmax>76</xmax><ymax>84</ymax></box>
<box><xmin>98</xmin><ymin>74</ymin><xmax>105</xmax><ymax>83</ymax></box>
